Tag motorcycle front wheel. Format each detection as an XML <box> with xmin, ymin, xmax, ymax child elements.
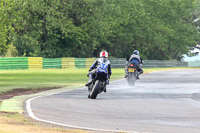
<box><xmin>89</xmin><ymin>80</ymin><xmax>101</xmax><ymax>99</ymax></box>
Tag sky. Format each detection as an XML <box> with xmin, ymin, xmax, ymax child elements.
<box><xmin>182</xmin><ymin>48</ymin><xmax>200</xmax><ymax>62</ymax></box>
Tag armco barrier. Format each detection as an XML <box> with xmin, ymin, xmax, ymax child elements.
<box><xmin>188</xmin><ymin>61</ymin><xmax>200</xmax><ymax>67</ymax></box>
<box><xmin>0</xmin><ymin>57</ymin><xmax>28</xmax><ymax>70</ymax></box>
<box><xmin>28</xmin><ymin>57</ymin><xmax>42</xmax><ymax>69</ymax></box>
<box><xmin>0</xmin><ymin>57</ymin><xmax>189</xmax><ymax>70</ymax></box>
<box><xmin>86</xmin><ymin>58</ymin><xmax>95</xmax><ymax>68</ymax></box>
<box><xmin>143</xmin><ymin>60</ymin><xmax>188</xmax><ymax>68</ymax></box>
<box><xmin>75</xmin><ymin>58</ymin><xmax>86</xmax><ymax>68</ymax></box>
<box><xmin>62</xmin><ymin>58</ymin><xmax>75</xmax><ymax>69</ymax></box>
<box><xmin>109</xmin><ymin>58</ymin><xmax>188</xmax><ymax>68</ymax></box>
<box><xmin>109</xmin><ymin>58</ymin><xmax>126</xmax><ymax>68</ymax></box>
<box><xmin>43</xmin><ymin>58</ymin><xmax>62</xmax><ymax>69</ymax></box>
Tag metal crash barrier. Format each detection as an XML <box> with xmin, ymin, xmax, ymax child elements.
<box><xmin>0</xmin><ymin>57</ymin><xmax>189</xmax><ymax>70</ymax></box>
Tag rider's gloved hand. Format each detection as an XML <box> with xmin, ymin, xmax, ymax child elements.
<box><xmin>87</xmin><ymin>69</ymin><xmax>92</xmax><ymax>77</ymax></box>
<box><xmin>108</xmin><ymin>75</ymin><xmax>110</xmax><ymax>79</ymax></box>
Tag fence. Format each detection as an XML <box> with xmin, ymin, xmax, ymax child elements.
<box><xmin>0</xmin><ymin>57</ymin><xmax>189</xmax><ymax>70</ymax></box>
<box><xmin>143</xmin><ymin>60</ymin><xmax>188</xmax><ymax>67</ymax></box>
<box><xmin>62</xmin><ymin>58</ymin><xmax>75</xmax><ymax>69</ymax></box>
<box><xmin>28</xmin><ymin>57</ymin><xmax>42</xmax><ymax>69</ymax></box>
<box><xmin>43</xmin><ymin>58</ymin><xmax>62</xmax><ymax>69</ymax></box>
<box><xmin>109</xmin><ymin>58</ymin><xmax>188</xmax><ymax>68</ymax></box>
<box><xmin>187</xmin><ymin>60</ymin><xmax>200</xmax><ymax>67</ymax></box>
<box><xmin>0</xmin><ymin>57</ymin><xmax>28</xmax><ymax>70</ymax></box>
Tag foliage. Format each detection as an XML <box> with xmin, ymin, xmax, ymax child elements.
<box><xmin>4</xmin><ymin>43</ymin><xmax>18</xmax><ymax>57</ymax></box>
<box><xmin>0</xmin><ymin>0</ymin><xmax>199</xmax><ymax>60</ymax></box>
<box><xmin>0</xmin><ymin>0</ymin><xmax>10</xmax><ymax>55</ymax></box>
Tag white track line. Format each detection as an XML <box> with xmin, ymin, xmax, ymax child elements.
<box><xmin>26</xmin><ymin>80</ymin><xmax>137</xmax><ymax>133</ymax></box>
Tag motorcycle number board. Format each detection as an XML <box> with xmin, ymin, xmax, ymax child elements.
<box><xmin>128</xmin><ymin>68</ymin><xmax>135</xmax><ymax>72</ymax></box>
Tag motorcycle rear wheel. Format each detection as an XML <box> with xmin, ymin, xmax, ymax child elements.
<box><xmin>127</xmin><ymin>73</ymin><xmax>137</xmax><ymax>86</ymax></box>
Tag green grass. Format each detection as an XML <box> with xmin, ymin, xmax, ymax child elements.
<box><xmin>0</xmin><ymin>67</ymin><xmax>193</xmax><ymax>94</ymax></box>
<box><xmin>0</xmin><ymin>68</ymin><xmax>125</xmax><ymax>94</ymax></box>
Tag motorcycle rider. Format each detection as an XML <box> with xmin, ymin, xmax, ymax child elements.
<box><xmin>125</xmin><ymin>50</ymin><xmax>143</xmax><ymax>79</ymax></box>
<box><xmin>85</xmin><ymin>50</ymin><xmax>112</xmax><ymax>92</ymax></box>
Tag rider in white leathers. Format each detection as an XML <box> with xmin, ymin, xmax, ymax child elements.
<box><xmin>85</xmin><ymin>51</ymin><xmax>112</xmax><ymax>92</ymax></box>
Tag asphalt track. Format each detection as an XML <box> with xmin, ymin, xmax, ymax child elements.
<box><xmin>26</xmin><ymin>69</ymin><xmax>200</xmax><ymax>133</ymax></box>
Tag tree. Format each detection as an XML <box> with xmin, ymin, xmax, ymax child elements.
<box><xmin>0</xmin><ymin>0</ymin><xmax>12</xmax><ymax>55</ymax></box>
<box><xmin>1</xmin><ymin>0</ymin><xmax>199</xmax><ymax>60</ymax></box>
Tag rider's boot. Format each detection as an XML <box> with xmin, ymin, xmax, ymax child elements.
<box><xmin>103</xmin><ymin>87</ymin><xmax>107</xmax><ymax>93</ymax></box>
<box><xmin>137</xmin><ymin>70</ymin><xmax>143</xmax><ymax>79</ymax></box>
<box><xmin>85</xmin><ymin>81</ymin><xmax>92</xmax><ymax>86</ymax></box>
<box><xmin>103</xmin><ymin>85</ymin><xmax>107</xmax><ymax>92</ymax></box>
<box><xmin>106</xmin><ymin>80</ymin><xmax>109</xmax><ymax>85</ymax></box>
<box><xmin>103</xmin><ymin>80</ymin><xmax>109</xmax><ymax>93</ymax></box>
<box><xmin>124</xmin><ymin>68</ymin><xmax>128</xmax><ymax>78</ymax></box>
<box><xmin>85</xmin><ymin>74</ymin><xmax>93</xmax><ymax>86</ymax></box>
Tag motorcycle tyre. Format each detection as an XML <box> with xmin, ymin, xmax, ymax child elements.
<box><xmin>90</xmin><ymin>80</ymin><xmax>101</xmax><ymax>99</ymax></box>
<box><xmin>127</xmin><ymin>73</ymin><xmax>137</xmax><ymax>86</ymax></box>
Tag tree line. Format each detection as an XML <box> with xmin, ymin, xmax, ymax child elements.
<box><xmin>0</xmin><ymin>0</ymin><xmax>200</xmax><ymax>60</ymax></box>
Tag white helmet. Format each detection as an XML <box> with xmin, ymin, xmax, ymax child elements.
<box><xmin>100</xmin><ymin>51</ymin><xmax>108</xmax><ymax>58</ymax></box>
<box><xmin>133</xmin><ymin>50</ymin><xmax>139</xmax><ymax>55</ymax></box>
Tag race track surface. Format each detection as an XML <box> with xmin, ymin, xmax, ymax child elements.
<box><xmin>27</xmin><ymin>69</ymin><xmax>200</xmax><ymax>133</ymax></box>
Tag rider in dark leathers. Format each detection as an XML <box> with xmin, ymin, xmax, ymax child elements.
<box><xmin>125</xmin><ymin>50</ymin><xmax>143</xmax><ymax>79</ymax></box>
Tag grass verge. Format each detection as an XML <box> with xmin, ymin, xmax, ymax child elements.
<box><xmin>0</xmin><ymin>68</ymin><xmax>125</xmax><ymax>94</ymax></box>
<box><xmin>0</xmin><ymin>112</ymin><xmax>90</xmax><ymax>133</ymax></box>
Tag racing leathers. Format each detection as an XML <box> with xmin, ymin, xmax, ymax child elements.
<box><xmin>85</xmin><ymin>57</ymin><xmax>112</xmax><ymax>92</ymax></box>
<box><xmin>125</xmin><ymin>54</ymin><xmax>143</xmax><ymax>79</ymax></box>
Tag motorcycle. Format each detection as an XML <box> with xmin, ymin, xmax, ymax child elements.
<box><xmin>87</xmin><ymin>69</ymin><xmax>107</xmax><ymax>99</ymax></box>
<box><xmin>126</xmin><ymin>63</ymin><xmax>139</xmax><ymax>86</ymax></box>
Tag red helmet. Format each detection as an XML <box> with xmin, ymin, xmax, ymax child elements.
<box><xmin>100</xmin><ymin>51</ymin><xmax>108</xmax><ymax>58</ymax></box>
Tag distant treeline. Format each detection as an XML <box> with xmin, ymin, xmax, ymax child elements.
<box><xmin>0</xmin><ymin>0</ymin><xmax>200</xmax><ymax>60</ymax></box>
